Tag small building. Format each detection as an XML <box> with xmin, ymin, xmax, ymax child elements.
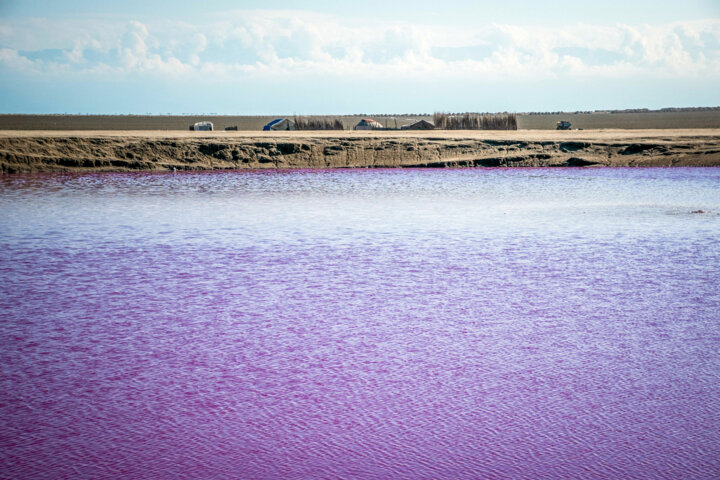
<box><xmin>402</xmin><ymin>119</ymin><xmax>435</xmax><ymax>130</ymax></box>
<box><xmin>263</xmin><ymin>118</ymin><xmax>297</xmax><ymax>131</ymax></box>
<box><xmin>189</xmin><ymin>121</ymin><xmax>213</xmax><ymax>131</ymax></box>
<box><xmin>353</xmin><ymin>118</ymin><xmax>384</xmax><ymax>130</ymax></box>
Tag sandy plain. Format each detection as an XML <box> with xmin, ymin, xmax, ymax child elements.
<box><xmin>2</xmin><ymin>128</ymin><xmax>719</xmax><ymax>140</ymax></box>
<box><xmin>2</xmin><ymin>111</ymin><xmax>720</xmax><ymax>131</ymax></box>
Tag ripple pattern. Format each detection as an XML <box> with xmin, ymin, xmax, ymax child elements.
<box><xmin>1</xmin><ymin>168</ymin><xmax>720</xmax><ymax>479</ymax></box>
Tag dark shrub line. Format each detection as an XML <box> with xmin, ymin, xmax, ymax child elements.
<box><xmin>294</xmin><ymin>117</ymin><xmax>344</xmax><ymax>130</ymax></box>
<box><xmin>433</xmin><ymin>113</ymin><xmax>518</xmax><ymax>130</ymax></box>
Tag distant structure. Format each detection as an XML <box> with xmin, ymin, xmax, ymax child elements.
<box><xmin>402</xmin><ymin>119</ymin><xmax>435</xmax><ymax>130</ymax></box>
<box><xmin>263</xmin><ymin>118</ymin><xmax>297</xmax><ymax>131</ymax></box>
<box><xmin>353</xmin><ymin>118</ymin><xmax>384</xmax><ymax>130</ymax></box>
<box><xmin>189</xmin><ymin>121</ymin><xmax>213</xmax><ymax>131</ymax></box>
<box><xmin>225</xmin><ymin>125</ymin><xmax>238</xmax><ymax>131</ymax></box>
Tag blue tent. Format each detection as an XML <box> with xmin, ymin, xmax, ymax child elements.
<box><xmin>263</xmin><ymin>118</ymin><xmax>296</xmax><ymax>131</ymax></box>
<box><xmin>263</xmin><ymin>119</ymin><xmax>283</xmax><ymax>131</ymax></box>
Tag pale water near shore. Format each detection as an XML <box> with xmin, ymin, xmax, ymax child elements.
<box><xmin>1</xmin><ymin>168</ymin><xmax>720</xmax><ymax>479</ymax></box>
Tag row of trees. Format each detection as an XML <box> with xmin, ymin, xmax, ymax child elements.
<box><xmin>293</xmin><ymin>117</ymin><xmax>344</xmax><ymax>130</ymax></box>
<box><xmin>433</xmin><ymin>113</ymin><xmax>517</xmax><ymax>130</ymax></box>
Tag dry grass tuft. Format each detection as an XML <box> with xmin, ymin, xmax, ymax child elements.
<box><xmin>433</xmin><ymin>113</ymin><xmax>518</xmax><ymax>130</ymax></box>
<box><xmin>293</xmin><ymin>116</ymin><xmax>344</xmax><ymax>130</ymax></box>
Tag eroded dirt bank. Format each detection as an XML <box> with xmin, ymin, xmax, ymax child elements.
<box><xmin>2</xmin><ymin>130</ymin><xmax>720</xmax><ymax>173</ymax></box>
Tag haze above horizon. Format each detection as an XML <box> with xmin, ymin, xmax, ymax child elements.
<box><xmin>0</xmin><ymin>0</ymin><xmax>719</xmax><ymax>114</ymax></box>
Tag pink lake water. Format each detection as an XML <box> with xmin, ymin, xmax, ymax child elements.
<box><xmin>1</xmin><ymin>168</ymin><xmax>720</xmax><ymax>479</ymax></box>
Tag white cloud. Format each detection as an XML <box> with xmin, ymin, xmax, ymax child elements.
<box><xmin>0</xmin><ymin>47</ymin><xmax>38</xmax><ymax>71</ymax></box>
<box><xmin>0</xmin><ymin>12</ymin><xmax>719</xmax><ymax>82</ymax></box>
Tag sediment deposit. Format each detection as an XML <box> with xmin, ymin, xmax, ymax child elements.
<box><xmin>2</xmin><ymin>130</ymin><xmax>720</xmax><ymax>173</ymax></box>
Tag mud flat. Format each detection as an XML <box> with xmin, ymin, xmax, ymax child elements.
<box><xmin>2</xmin><ymin>129</ymin><xmax>720</xmax><ymax>173</ymax></box>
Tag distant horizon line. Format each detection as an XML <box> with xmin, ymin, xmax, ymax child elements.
<box><xmin>1</xmin><ymin>107</ymin><xmax>719</xmax><ymax>117</ymax></box>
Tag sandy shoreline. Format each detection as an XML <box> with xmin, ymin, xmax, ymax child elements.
<box><xmin>2</xmin><ymin>129</ymin><xmax>720</xmax><ymax>173</ymax></box>
<box><xmin>3</xmin><ymin>128</ymin><xmax>720</xmax><ymax>140</ymax></box>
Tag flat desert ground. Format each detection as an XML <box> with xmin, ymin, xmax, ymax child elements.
<box><xmin>2</xmin><ymin>128</ymin><xmax>719</xmax><ymax>141</ymax></box>
<box><xmin>2</xmin><ymin>110</ymin><xmax>720</xmax><ymax>131</ymax></box>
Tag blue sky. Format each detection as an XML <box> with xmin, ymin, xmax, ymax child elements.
<box><xmin>1</xmin><ymin>0</ymin><xmax>719</xmax><ymax>114</ymax></box>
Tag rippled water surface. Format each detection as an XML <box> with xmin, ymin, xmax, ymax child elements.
<box><xmin>2</xmin><ymin>168</ymin><xmax>720</xmax><ymax>479</ymax></box>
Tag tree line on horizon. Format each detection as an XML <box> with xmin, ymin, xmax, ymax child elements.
<box><xmin>288</xmin><ymin>113</ymin><xmax>519</xmax><ymax>130</ymax></box>
<box><xmin>433</xmin><ymin>113</ymin><xmax>518</xmax><ymax>130</ymax></box>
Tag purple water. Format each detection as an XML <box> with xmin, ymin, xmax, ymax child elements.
<box><xmin>1</xmin><ymin>168</ymin><xmax>719</xmax><ymax>479</ymax></box>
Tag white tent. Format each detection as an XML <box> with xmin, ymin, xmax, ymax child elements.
<box><xmin>353</xmin><ymin>118</ymin><xmax>384</xmax><ymax>130</ymax></box>
<box><xmin>192</xmin><ymin>121</ymin><xmax>213</xmax><ymax>131</ymax></box>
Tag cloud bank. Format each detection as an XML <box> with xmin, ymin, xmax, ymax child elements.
<box><xmin>1</xmin><ymin>11</ymin><xmax>718</xmax><ymax>80</ymax></box>
<box><xmin>0</xmin><ymin>10</ymin><xmax>718</xmax><ymax>112</ymax></box>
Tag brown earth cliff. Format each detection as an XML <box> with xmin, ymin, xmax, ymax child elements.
<box><xmin>2</xmin><ymin>130</ymin><xmax>720</xmax><ymax>173</ymax></box>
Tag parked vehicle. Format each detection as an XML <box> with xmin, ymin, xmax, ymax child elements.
<box><xmin>189</xmin><ymin>121</ymin><xmax>213</xmax><ymax>131</ymax></box>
